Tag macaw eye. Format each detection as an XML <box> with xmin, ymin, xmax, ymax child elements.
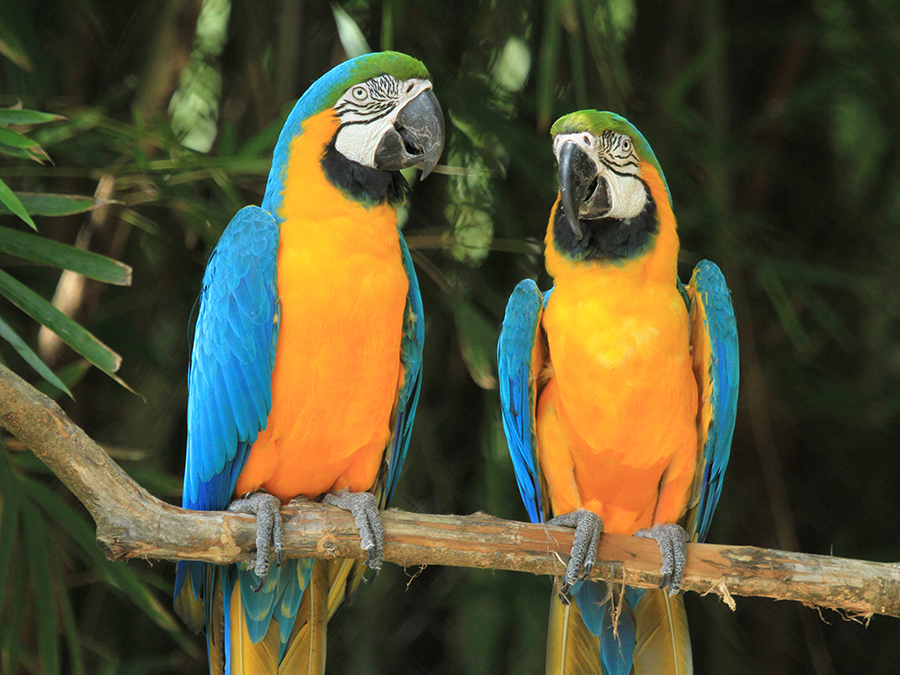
<box><xmin>352</xmin><ymin>86</ymin><xmax>368</xmax><ymax>101</ymax></box>
<box><xmin>621</xmin><ymin>138</ymin><xmax>632</xmax><ymax>153</ymax></box>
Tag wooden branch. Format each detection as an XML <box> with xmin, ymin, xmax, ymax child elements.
<box><xmin>1</xmin><ymin>362</ymin><xmax>898</xmax><ymax>619</ymax></box>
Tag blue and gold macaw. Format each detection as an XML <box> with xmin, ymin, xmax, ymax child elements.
<box><xmin>499</xmin><ymin>111</ymin><xmax>739</xmax><ymax>674</ymax></box>
<box><xmin>173</xmin><ymin>51</ymin><xmax>444</xmax><ymax>674</ymax></box>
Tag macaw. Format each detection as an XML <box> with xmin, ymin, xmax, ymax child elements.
<box><xmin>498</xmin><ymin>111</ymin><xmax>739</xmax><ymax>675</ymax></box>
<box><xmin>173</xmin><ymin>51</ymin><xmax>444</xmax><ymax>674</ymax></box>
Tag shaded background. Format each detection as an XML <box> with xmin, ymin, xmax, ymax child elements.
<box><xmin>1</xmin><ymin>0</ymin><xmax>899</xmax><ymax>673</ymax></box>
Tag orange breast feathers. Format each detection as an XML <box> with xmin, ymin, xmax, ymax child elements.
<box><xmin>537</xmin><ymin>170</ymin><xmax>699</xmax><ymax>536</ymax></box>
<box><xmin>234</xmin><ymin>110</ymin><xmax>409</xmax><ymax>503</ymax></box>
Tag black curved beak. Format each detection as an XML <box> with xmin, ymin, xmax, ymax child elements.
<box><xmin>374</xmin><ymin>88</ymin><xmax>445</xmax><ymax>180</ymax></box>
<box><xmin>557</xmin><ymin>141</ymin><xmax>610</xmax><ymax>241</ymax></box>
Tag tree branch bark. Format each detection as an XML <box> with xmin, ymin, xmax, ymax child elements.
<box><xmin>1</xmin><ymin>362</ymin><xmax>898</xmax><ymax>620</ymax></box>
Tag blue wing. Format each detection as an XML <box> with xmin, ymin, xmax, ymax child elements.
<box><xmin>174</xmin><ymin>205</ymin><xmax>279</xmax><ymax>615</ymax></box>
<box><xmin>498</xmin><ymin>279</ymin><xmax>547</xmax><ymax>524</ymax></box>
<box><xmin>685</xmin><ymin>260</ymin><xmax>739</xmax><ymax>543</ymax></box>
<box><xmin>381</xmin><ymin>230</ymin><xmax>424</xmax><ymax>507</ymax></box>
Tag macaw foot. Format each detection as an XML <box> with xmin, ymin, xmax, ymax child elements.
<box><xmin>634</xmin><ymin>523</ymin><xmax>688</xmax><ymax>595</ymax></box>
<box><xmin>546</xmin><ymin>508</ymin><xmax>604</xmax><ymax>600</ymax></box>
<box><xmin>227</xmin><ymin>491</ymin><xmax>284</xmax><ymax>592</ymax></box>
<box><xmin>323</xmin><ymin>490</ymin><xmax>384</xmax><ymax>583</ymax></box>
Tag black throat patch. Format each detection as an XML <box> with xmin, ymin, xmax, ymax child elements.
<box><xmin>553</xmin><ymin>183</ymin><xmax>659</xmax><ymax>262</ymax></box>
<box><xmin>321</xmin><ymin>139</ymin><xmax>408</xmax><ymax>205</ymax></box>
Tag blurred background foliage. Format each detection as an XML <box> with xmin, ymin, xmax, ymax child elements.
<box><xmin>0</xmin><ymin>0</ymin><xmax>898</xmax><ymax>673</ymax></box>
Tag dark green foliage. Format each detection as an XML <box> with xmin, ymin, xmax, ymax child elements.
<box><xmin>1</xmin><ymin>0</ymin><xmax>899</xmax><ymax>673</ymax></box>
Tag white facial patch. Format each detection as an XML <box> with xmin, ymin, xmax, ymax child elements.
<box><xmin>554</xmin><ymin>130</ymin><xmax>647</xmax><ymax>220</ymax></box>
<box><xmin>333</xmin><ymin>76</ymin><xmax>434</xmax><ymax>168</ymax></box>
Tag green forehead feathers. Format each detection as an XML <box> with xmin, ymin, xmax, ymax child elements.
<box><xmin>315</xmin><ymin>51</ymin><xmax>431</xmax><ymax>112</ymax></box>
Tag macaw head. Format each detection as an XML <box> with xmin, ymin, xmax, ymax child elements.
<box><xmin>549</xmin><ymin>110</ymin><xmax>671</xmax><ymax>262</ymax></box>
<box><xmin>265</xmin><ymin>51</ymin><xmax>444</xmax><ymax>211</ymax></box>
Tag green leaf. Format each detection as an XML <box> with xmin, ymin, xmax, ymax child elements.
<box><xmin>21</xmin><ymin>507</ymin><xmax>60</xmax><ymax>675</ymax></box>
<box><xmin>0</xmin><ymin>126</ymin><xmax>40</xmax><ymax>149</ymax></box>
<box><xmin>0</xmin><ymin>225</ymin><xmax>132</xmax><ymax>285</ymax></box>
<box><xmin>0</xmin><ymin>314</ymin><xmax>73</xmax><ymax>397</ymax></box>
<box><xmin>0</xmin><ymin>109</ymin><xmax>64</xmax><ymax>126</ymax></box>
<box><xmin>0</xmin><ymin>141</ymin><xmax>48</xmax><ymax>162</ymax></box>
<box><xmin>0</xmin><ymin>178</ymin><xmax>36</xmax><ymax>229</ymax></box>
<box><xmin>0</xmin><ymin>268</ymin><xmax>121</xmax><ymax>373</ymax></box>
<box><xmin>332</xmin><ymin>4</ymin><xmax>371</xmax><ymax>58</ymax></box>
<box><xmin>536</xmin><ymin>0</ymin><xmax>564</xmax><ymax>130</ymax></box>
<box><xmin>33</xmin><ymin>359</ymin><xmax>91</xmax><ymax>399</ymax></box>
<box><xmin>0</xmin><ymin>20</ymin><xmax>33</xmax><ymax>72</ymax></box>
<box><xmin>50</xmin><ymin>545</ymin><xmax>85</xmax><ymax>675</ymax></box>
<box><xmin>452</xmin><ymin>299</ymin><xmax>499</xmax><ymax>389</ymax></box>
<box><xmin>22</xmin><ymin>479</ymin><xmax>184</xmax><ymax>637</ymax></box>
<box><xmin>0</xmin><ymin>554</ymin><xmax>27</xmax><ymax>672</ymax></box>
<box><xmin>0</xmin><ymin>452</ymin><xmax>21</xmax><ymax>619</ymax></box>
<box><xmin>0</xmin><ymin>192</ymin><xmax>116</xmax><ymax>218</ymax></box>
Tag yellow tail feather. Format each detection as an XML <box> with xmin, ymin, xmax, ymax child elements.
<box><xmin>277</xmin><ymin>557</ymin><xmax>366</xmax><ymax>674</ymax></box>
<box><xmin>228</xmin><ymin>579</ymin><xmax>281</xmax><ymax>675</ymax></box>
<box><xmin>632</xmin><ymin>590</ymin><xmax>693</xmax><ymax>675</ymax></box>
<box><xmin>278</xmin><ymin>560</ymin><xmax>328</xmax><ymax>675</ymax></box>
<box><xmin>546</xmin><ymin>591</ymin><xmax>604</xmax><ymax>675</ymax></box>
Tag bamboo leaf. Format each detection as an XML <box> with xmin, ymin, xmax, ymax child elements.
<box><xmin>0</xmin><ymin>19</ymin><xmax>33</xmax><ymax>72</ymax></box>
<box><xmin>536</xmin><ymin>0</ymin><xmax>564</xmax><ymax>130</ymax></box>
<box><xmin>0</xmin><ymin>178</ymin><xmax>36</xmax><ymax>230</ymax></box>
<box><xmin>332</xmin><ymin>4</ymin><xmax>371</xmax><ymax>58</ymax></box>
<box><xmin>49</xmin><ymin>545</ymin><xmax>85</xmax><ymax>675</ymax></box>
<box><xmin>0</xmin><ymin>192</ymin><xmax>117</xmax><ymax>218</ymax></box>
<box><xmin>452</xmin><ymin>299</ymin><xmax>499</xmax><ymax>389</ymax></box>
<box><xmin>0</xmin><ymin>452</ymin><xmax>21</xmax><ymax>619</ymax></box>
<box><xmin>0</xmin><ymin>315</ymin><xmax>72</xmax><ymax>397</ymax></box>
<box><xmin>0</xmin><ymin>555</ymin><xmax>27</xmax><ymax>672</ymax></box>
<box><xmin>21</xmin><ymin>506</ymin><xmax>60</xmax><ymax>675</ymax></box>
<box><xmin>0</xmin><ymin>126</ymin><xmax>40</xmax><ymax>149</ymax></box>
<box><xmin>0</xmin><ymin>268</ymin><xmax>121</xmax><ymax>373</ymax></box>
<box><xmin>33</xmin><ymin>359</ymin><xmax>91</xmax><ymax>399</ymax></box>
<box><xmin>0</xmin><ymin>141</ymin><xmax>49</xmax><ymax>162</ymax></box>
<box><xmin>23</xmin><ymin>479</ymin><xmax>184</xmax><ymax>636</ymax></box>
<box><xmin>0</xmin><ymin>225</ymin><xmax>132</xmax><ymax>285</ymax></box>
<box><xmin>0</xmin><ymin>109</ymin><xmax>64</xmax><ymax>125</ymax></box>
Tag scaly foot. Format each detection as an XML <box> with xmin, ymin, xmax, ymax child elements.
<box><xmin>227</xmin><ymin>491</ymin><xmax>284</xmax><ymax>591</ymax></box>
<box><xmin>634</xmin><ymin>523</ymin><xmax>688</xmax><ymax>595</ymax></box>
<box><xmin>323</xmin><ymin>491</ymin><xmax>384</xmax><ymax>583</ymax></box>
<box><xmin>547</xmin><ymin>508</ymin><xmax>603</xmax><ymax>599</ymax></box>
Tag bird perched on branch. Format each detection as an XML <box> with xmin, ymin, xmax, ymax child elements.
<box><xmin>498</xmin><ymin>110</ymin><xmax>738</xmax><ymax>675</ymax></box>
<box><xmin>174</xmin><ymin>51</ymin><xmax>443</xmax><ymax>674</ymax></box>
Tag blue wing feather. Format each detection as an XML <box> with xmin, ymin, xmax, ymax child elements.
<box><xmin>383</xmin><ymin>230</ymin><xmax>424</xmax><ymax>506</ymax></box>
<box><xmin>687</xmin><ymin>260</ymin><xmax>739</xmax><ymax>542</ymax></box>
<box><xmin>174</xmin><ymin>205</ymin><xmax>279</xmax><ymax>605</ymax></box>
<box><xmin>498</xmin><ymin>279</ymin><xmax>546</xmax><ymax>524</ymax></box>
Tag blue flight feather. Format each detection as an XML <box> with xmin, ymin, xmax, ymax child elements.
<box><xmin>382</xmin><ymin>231</ymin><xmax>424</xmax><ymax>506</ymax></box>
<box><xmin>277</xmin><ymin>559</ymin><xmax>315</xmax><ymax>658</ymax></box>
<box><xmin>688</xmin><ymin>260</ymin><xmax>739</xmax><ymax>542</ymax></box>
<box><xmin>174</xmin><ymin>205</ymin><xmax>279</xmax><ymax>601</ymax></box>
<box><xmin>497</xmin><ymin>278</ymin><xmax>546</xmax><ymax>524</ymax></box>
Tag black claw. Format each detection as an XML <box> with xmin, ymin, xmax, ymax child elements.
<box><xmin>362</xmin><ymin>567</ymin><xmax>381</xmax><ymax>585</ymax></box>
